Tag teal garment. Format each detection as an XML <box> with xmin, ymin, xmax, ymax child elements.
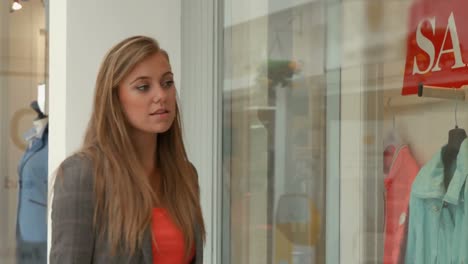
<box><xmin>405</xmin><ymin>139</ymin><xmax>468</xmax><ymax>264</ymax></box>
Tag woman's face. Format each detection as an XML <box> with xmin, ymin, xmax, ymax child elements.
<box><xmin>118</xmin><ymin>52</ymin><xmax>176</xmax><ymax>135</ymax></box>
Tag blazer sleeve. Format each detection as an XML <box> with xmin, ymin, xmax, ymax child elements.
<box><xmin>50</xmin><ymin>155</ymin><xmax>95</xmax><ymax>264</ymax></box>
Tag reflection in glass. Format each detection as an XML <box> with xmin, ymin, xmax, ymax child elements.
<box><xmin>222</xmin><ymin>1</ymin><xmax>327</xmax><ymax>263</ymax></box>
<box><xmin>1</xmin><ymin>1</ymin><xmax>48</xmax><ymax>263</ymax></box>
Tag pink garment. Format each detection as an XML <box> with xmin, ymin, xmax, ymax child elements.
<box><xmin>383</xmin><ymin>144</ymin><xmax>420</xmax><ymax>264</ymax></box>
<box><xmin>152</xmin><ymin>208</ymin><xmax>195</xmax><ymax>264</ymax></box>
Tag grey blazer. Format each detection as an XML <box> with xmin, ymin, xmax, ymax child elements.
<box><xmin>50</xmin><ymin>155</ymin><xmax>203</xmax><ymax>264</ymax></box>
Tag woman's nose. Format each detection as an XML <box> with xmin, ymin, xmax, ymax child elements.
<box><xmin>152</xmin><ymin>84</ymin><xmax>167</xmax><ymax>103</ymax></box>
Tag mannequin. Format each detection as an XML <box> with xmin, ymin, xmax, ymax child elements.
<box><xmin>16</xmin><ymin>101</ymin><xmax>49</xmax><ymax>264</ymax></box>
<box><xmin>33</xmin><ymin>117</ymin><xmax>48</xmax><ymax>137</ymax></box>
<box><xmin>30</xmin><ymin>100</ymin><xmax>48</xmax><ymax>134</ymax></box>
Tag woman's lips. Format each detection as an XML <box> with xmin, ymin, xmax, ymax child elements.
<box><xmin>150</xmin><ymin>109</ymin><xmax>168</xmax><ymax>115</ymax></box>
<box><xmin>149</xmin><ymin>109</ymin><xmax>169</xmax><ymax>119</ymax></box>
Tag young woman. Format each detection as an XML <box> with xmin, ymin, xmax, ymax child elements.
<box><xmin>50</xmin><ymin>36</ymin><xmax>205</xmax><ymax>264</ymax></box>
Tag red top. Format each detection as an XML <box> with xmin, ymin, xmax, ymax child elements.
<box><xmin>152</xmin><ymin>208</ymin><xmax>195</xmax><ymax>264</ymax></box>
<box><xmin>383</xmin><ymin>144</ymin><xmax>420</xmax><ymax>264</ymax></box>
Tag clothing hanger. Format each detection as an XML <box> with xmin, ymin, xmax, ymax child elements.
<box><xmin>447</xmin><ymin>96</ymin><xmax>466</xmax><ymax>149</ymax></box>
<box><xmin>383</xmin><ymin>98</ymin><xmax>404</xmax><ymax>174</ymax></box>
<box><xmin>384</xmin><ymin>98</ymin><xmax>403</xmax><ymax>149</ymax></box>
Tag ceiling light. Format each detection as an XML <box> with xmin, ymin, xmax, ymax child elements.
<box><xmin>12</xmin><ymin>0</ymin><xmax>22</xmax><ymax>11</ymax></box>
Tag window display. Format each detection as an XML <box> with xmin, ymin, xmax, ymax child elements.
<box><xmin>1</xmin><ymin>1</ymin><xmax>48</xmax><ymax>263</ymax></box>
<box><xmin>222</xmin><ymin>0</ymin><xmax>468</xmax><ymax>263</ymax></box>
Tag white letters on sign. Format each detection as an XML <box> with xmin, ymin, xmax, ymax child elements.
<box><xmin>412</xmin><ymin>12</ymin><xmax>467</xmax><ymax>75</ymax></box>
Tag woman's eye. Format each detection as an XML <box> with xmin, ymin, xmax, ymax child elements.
<box><xmin>136</xmin><ymin>84</ymin><xmax>150</xmax><ymax>91</ymax></box>
<box><xmin>162</xmin><ymin>80</ymin><xmax>174</xmax><ymax>88</ymax></box>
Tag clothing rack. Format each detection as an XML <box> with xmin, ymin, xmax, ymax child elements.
<box><xmin>418</xmin><ymin>83</ymin><xmax>468</xmax><ymax>101</ymax></box>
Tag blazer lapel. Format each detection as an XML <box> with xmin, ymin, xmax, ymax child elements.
<box><xmin>194</xmin><ymin>222</ymin><xmax>203</xmax><ymax>264</ymax></box>
<box><xmin>141</xmin><ymin>227</ymin><xmax>153</xmax><ymax>264</ymax></box>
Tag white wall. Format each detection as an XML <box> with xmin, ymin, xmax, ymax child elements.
<box><xmin>49</xmin><ymin>0</ymin><xmax>181</xmax><ymax>173</ymax></box>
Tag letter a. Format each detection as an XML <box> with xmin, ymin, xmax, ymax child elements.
<box><xmin>433</xmin><ymin>12</ymin><xmax>467</xmax><ymax>71</ymax></box>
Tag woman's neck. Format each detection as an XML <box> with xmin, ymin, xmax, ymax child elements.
<box><xmin>132</xmin><ymin>130</ymin><xmax>158</xmax><ymax>174</ymax></box>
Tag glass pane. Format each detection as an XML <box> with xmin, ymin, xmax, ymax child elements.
<box><xmin>223</xmin><ymin>0</ymin><xmax>468</xmax><ymax>263</ymax></box>
<box><xmin>222</xmin><ymin>1</ymin><xmax>328</xmax><ymax>263</ymax></box>
<box><xmin>0</xmin><ymin>1</ymin><xmax>48</xmax><ymax>263</ymax></box>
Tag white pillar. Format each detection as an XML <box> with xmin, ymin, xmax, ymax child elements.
<box><xmin>181</xmin><ymin>1</ymin><xmax>220</xmax><ymax>263</ymax></box>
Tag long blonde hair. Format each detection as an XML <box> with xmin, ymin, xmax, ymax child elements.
<box><xmin>76</xmin><ymin>36</ymin><xmax>205</xmax><ymax>256</ymax></box>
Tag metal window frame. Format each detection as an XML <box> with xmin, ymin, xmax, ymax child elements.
<box><xmin>180</xmin><ymin>0</ymin><xmax>223</xmax><ymax>263</ymax></box>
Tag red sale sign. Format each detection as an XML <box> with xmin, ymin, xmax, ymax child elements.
<box><xmin>402</xmin><ymin>0</ymin><xmax>468</xmax><ymax>95</ymax></box>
